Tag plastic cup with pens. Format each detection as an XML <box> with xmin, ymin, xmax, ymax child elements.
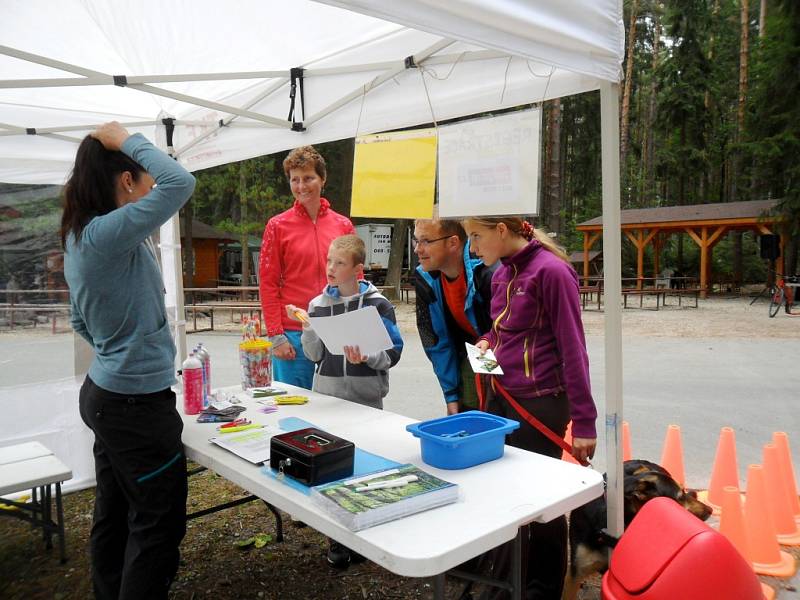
<box><xmin>239</xmin><ymin>339</ymin><xmax>273</xmax><ymax>391</ymax></box>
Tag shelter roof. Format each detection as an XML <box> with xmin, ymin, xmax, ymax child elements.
<box><xmin>179</xmin><ymin>219</ymin><xmax>235</xmax><ymax>241</ymax></box>
<box><xmin>576</xmin><ymin>199</ymin><xmax>780</xmax><ymax>230</ymax></box>
<box><xmin>569</xmin><ymin>250</ymin><xmax>601</xmax><ymax>264</ymax></box>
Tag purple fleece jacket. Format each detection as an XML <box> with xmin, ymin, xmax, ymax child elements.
<box><xmin>479</xmin><ymin>240</ymin><xmax>597</xmax><ymax>438</ymax></box>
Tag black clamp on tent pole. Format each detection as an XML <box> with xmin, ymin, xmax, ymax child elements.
<box><xmin>161</xmin><ymin>117</ymin><xmax>176</xmax><ymax>158</ymax></box>
<box><xmin>113</xmin><ymin>75</ymin><xmax>128</xmax><ymax>87</ymax></box>
<box><xmin>287</xmin><ymin>67</ymin><xmax>306</xmax><ymax>132</ymax></box>
<box><xmin>404</xmin><ymin>55</ymin><xmax>417</xmax><ymax>69</ymax></box>
<box><xmin>26</xmin><ymin>128</ymin><xmax>36</xmax><ymax>135</ymax></box>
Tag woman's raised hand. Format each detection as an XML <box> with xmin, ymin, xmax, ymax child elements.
<box><xmin>90</xmin><ymin>121</ymin><xmax>130</xmax><ymax>151</ymax></box>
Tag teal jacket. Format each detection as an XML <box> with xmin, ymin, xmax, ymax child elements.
<box><xmin>64</xmin><ymin>134</ymin><xmax>196</xmax><ymax>394</ymax></box>
<box><xmin>414</xmin><ymin>242</ymin><xmax>495</xmax><ymax>404</ymax></box>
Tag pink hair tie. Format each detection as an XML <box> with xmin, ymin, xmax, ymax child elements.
<box><xmin>521</xmin><ymin>220</ymin><xmax>534</xmax><ymax>241</ymax></box>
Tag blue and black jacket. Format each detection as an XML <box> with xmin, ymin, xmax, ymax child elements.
<box><xmin>301</xmin><ymin>280</ymin><xmax>403</xmax><ymax>409</ymax></box>
<box><xmin>414</xmin><ymin>242</ymin><xmax>495</xmax><ymax>406</ymax></box>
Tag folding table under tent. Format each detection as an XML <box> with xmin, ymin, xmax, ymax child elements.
<box><xmin>0</xmin><ymin>0</ymin><xmax>627</xmax><ymax>536</ymax></box>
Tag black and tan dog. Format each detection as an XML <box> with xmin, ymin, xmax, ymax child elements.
<box><xmin>562</xmin><ymin>460</ymin><xmax>712</xmax><ymax>600</ymax></box>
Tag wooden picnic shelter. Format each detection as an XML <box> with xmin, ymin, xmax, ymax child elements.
<box><xmin>576</xmin><ymin>199</ymin><xmax>784</xmax><ymax>298</ymax></box>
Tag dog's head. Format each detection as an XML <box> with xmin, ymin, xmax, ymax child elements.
<box><xmin>623</xmin><ymin>466</ymin><xmax>712</xmax><ymax>525</ymax></box>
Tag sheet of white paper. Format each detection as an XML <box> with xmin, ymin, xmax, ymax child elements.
<box><xmin>209</xmin><ymin>425</ymin><xmax>281</xmax><ymax>464</ymax></box>
<box><xmin>465</xmin><ymin>342</ymin><xmax>504</xmax><ymax>375</ymax></box>
<box><xmin>307</xmin><ymin>305</ymin><xmax>394</xmax><ymax>356</ymax></box>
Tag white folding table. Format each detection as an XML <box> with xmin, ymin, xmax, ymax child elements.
<box><xmin>0</xmin><ymin>441</ymin><xmax>72</xmax><ymax>563</ymax></box>
<box><xmin>180</xmin><ymin>385</ymin><xmax>603</xmax><ymax>599</ymax></box>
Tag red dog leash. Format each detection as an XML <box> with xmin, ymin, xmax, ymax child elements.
<box><xmin>476</xmin><ymin>373</ymin><xmax>573</xmax><ymax>455</ymax></box>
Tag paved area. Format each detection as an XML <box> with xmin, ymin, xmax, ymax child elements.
<box><xmin>2</xmin><ymin>296</ymin><xmax>798</xmax><ymax>488</ymax></box>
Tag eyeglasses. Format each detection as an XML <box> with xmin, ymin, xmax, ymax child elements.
<box><xmin>411</xmin><ymin>235</ymin><xmax>453</xmax><ymax>249</ymax></box>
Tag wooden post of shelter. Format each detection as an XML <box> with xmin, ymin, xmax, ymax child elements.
<box><xmin>583</xmin><ymin>231</ymin><xmax>591</xmax><ymax>286</ymax></box>
<box><xmin>624</xmin><ymin>228</ymin><xmax>660</xmax><ymax>289</ymax></box>
<box><xmin>652</xmin><ymin>233</ymin><xmax>662</xmax><ymax>279</ymax></box>
<box><xmin>582</xmin><ymin>231</ymin><xmax>602</xmax><ymax>286</ymax></box>
<box><xmin>685</xmin><ymin>225</ymin><xmax>728</xmax><ymax>298</ymax></box>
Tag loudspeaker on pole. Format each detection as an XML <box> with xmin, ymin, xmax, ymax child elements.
<box><xmin>760</xmin><ymin>234</ymin><xmax>781</xmax><ymax>260</ymax></box>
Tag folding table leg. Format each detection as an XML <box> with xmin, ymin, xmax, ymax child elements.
<box><xmin>55</xmin><ymin>482</ymin><xmax>67</xmax><ymax>563</ymax></box>
<box><xmin>30</xmin><ymin>486</ymin><xmax>39</xmax><ymax>530</ymax></box>
<box><xmin>262</xmin><ymin>501</ymin><xmax>284</xmax><ymax>542</ymax></box>
<box><xmin>43</xmin><ymin>484</ymin><xmax>53</xmax><ymax>549</ymax></box>
<box><xmin>511</xmin><ymin>527</ymin><xmax>523</xmax><ymax>600</ymax></box>
<box><xmin>433</xmin><ymin>573</ymin><xmax>446</xmax><ymax>600</ymax></box>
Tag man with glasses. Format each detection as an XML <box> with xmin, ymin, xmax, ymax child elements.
<box><xmin>413</xmin><ymin>214</ymin><xmax>496</xmax><ymax>414</ymax></box>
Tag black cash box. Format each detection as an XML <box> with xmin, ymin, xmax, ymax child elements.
<box><xmin>269</xmin><ymin>427</ymin><xmax>355</xmax><ymax>486</ymax></box>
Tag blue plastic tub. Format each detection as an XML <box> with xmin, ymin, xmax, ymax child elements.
<box><xmin>405</xmin><ymin>410</ymin><xmax>520</xmax><ymax>469</ymax></box>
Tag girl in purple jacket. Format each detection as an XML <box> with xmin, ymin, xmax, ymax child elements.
<box><xmin>464</xmin><ymin>215</ymin><xmax>597</xmax><ymax>599</ymax></box>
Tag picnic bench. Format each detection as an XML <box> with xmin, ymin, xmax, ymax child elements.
<box><xmin>622</xmin><ymin>288</ymin><xmax>668</xmax><ymax>311</ymax></box>
<box><xmin>0</xmin><ymin>289</ymin><xmax>71</xmax><ymax>332</ymax></box>
<box><xmin>0</xmin><ymin>442</ymin><xmax>71</xmax><ymax>563</ymax></box>
<box><xmin>185</xmin><ymin>302</ymin><xmax>263</xmax><ymax>333</ymax></box>
<box><xmin>664</xmin><ymin>288</ymin><xmax>701</xmax><ymax>308</ymax></box>
<box><xmin>0</xmin><ymin>304</ymin><xmax>72</xmax><ymax>332</ymax></box>
<box><xmin>579</xmin><ymin>284</ymin><xmax>602</xmax><ymax>310</ymax></box>
<box><xmin>400</xmin><ymin>284</ymin><xmax>414</xmax><ymax>304</ymax></box>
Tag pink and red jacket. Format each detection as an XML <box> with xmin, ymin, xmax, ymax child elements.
<box><xmin>258</xmin><ymin>198</ymin><xmax>355</xmax><ymax>339</ymax></box>
<box><xmin>479</xmin><ymin>240</ymin><xmax>597</xmax><ymax>438</ymax></box>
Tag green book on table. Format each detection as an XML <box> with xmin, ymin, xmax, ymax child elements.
<box><xmin>310</xmin><ymin>463</ymin><xmax>458</xmax><ymax>531</ymax></box>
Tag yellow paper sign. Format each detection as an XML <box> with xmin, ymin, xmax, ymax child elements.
<box><xmin>350</xmin><ymin>129</ymin><xmax>437</xmax><ymax>219</ymax></box>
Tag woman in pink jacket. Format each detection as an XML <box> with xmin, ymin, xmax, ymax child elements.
<box><xmin>465</xmin><ymin>215</ymin><xmax>597</xmax><ymax>600</ymax></box>
<box><xmin>259</xmin><ymin>146</ymin><xmax>355</xmax><ymax>388</ymax></box>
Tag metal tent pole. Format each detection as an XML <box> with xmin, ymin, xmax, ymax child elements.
<box><xmin>600</xmin><ymin>80</ymin><xmax>624</xmax><ymax>539</ymax></box>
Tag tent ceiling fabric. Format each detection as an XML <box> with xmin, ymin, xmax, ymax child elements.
<box><xmin>0</xmin><ymin>0</ymin><xmax>622</xmax><ymax>185</ymax></box>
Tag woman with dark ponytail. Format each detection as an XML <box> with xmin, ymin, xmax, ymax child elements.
<box><xmin>63</xmin><ymin>122</ymin><xmax>195</xmax><ymax>600</ymax></box>
<box><xmin>462</xmin><ymin>216</ymin><xmax>597</xmax><ymax>599</ymax></box>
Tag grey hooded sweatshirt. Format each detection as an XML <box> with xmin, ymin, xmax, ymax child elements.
<box><xmin>301</xmin><ymin>280</ymin><xmax>403</xmax><ymax>408</ymax></box>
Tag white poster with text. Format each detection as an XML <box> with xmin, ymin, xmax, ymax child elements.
<box><xmin>438</xmin><ymin>109</ymin><xmax>541</xmax><ymax>217</ymax></box>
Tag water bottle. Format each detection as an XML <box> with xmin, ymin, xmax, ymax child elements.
<box><xmin>197</xmin><ymin>343</ymin><xmax>212</xmax><ymax>402</ymax></box>
<box><xmin>195</xmin><ymin>343</ymin><xmax>211</xmax><ymax>408</ymax></box>
<box><xmin>181</xmin><ymin>353</ymin><xmax>203</xmax><ymax>415</ymax></box>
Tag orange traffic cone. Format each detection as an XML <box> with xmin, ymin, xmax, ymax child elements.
<box><xmin>763</xmin><ymin>443</ymin><xmax>800</xmax><ymax>545</ymax></box>
<box><xmin>772</xmin><ymin>431</ymin><xmax>800</xmax><ymax>525</ymax></box>
<box><xmin>659</xmin><ymin>424</ymin><xmax>685</xmax><ymax>487</ymax></box>
<box><xmin>743</xmin><ymin>464</ymin><xmax>795</xmax><ymax>577</ymax></box>
<box><xmin>622</xmin><ymin>420</ymin><xmax>632</xmax><ymax>461</ymax></box>
<box><xmin>561</xmin><ymin>421</ymin><xmax>579</xmax><ymax>465</ymax></box>
<box><xmin>700</xmin><ymin>427</ymin><xmax>740</xmax><ymax>515</ymax></box>
<box><xmin>719</xmin><ymin>485</ymin><xmax>750</xmax><ymax>559</ymax></box>
<box><xmin>718</xmin><ymin>485</ymin><xmax>776</xmax><ymax>600</ymax></box>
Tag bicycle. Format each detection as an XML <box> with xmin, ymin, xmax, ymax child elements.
<box><xmin>768</xmin><ymin>273</ymin><xmax>799</xmax><ymax>317</ymax></box>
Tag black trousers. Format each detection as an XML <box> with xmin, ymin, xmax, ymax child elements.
<box><xmin>79</xmin><ymin>377</ymin><xmax>188</xmax><ymax>600</ymax></box>
<box><xmin>469</xmin><ymin>389</ymin><xmax>571</xmax><ymax>600</ymax></box>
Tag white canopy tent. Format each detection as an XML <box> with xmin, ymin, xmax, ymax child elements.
<box><xmin>0</xmin><ymin>0</ymin><xmax>625</xmax><ymax>534</ymax></box>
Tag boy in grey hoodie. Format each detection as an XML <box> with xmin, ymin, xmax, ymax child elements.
<box><xmin>286</xmin><ymin>234</ymin><xmax>404</xmax><ymax>570</ymax></box>
<box><xmin>286</xmin><ymin>234</ymin><xmax>403</xmax><ymax>409</ymax></box>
